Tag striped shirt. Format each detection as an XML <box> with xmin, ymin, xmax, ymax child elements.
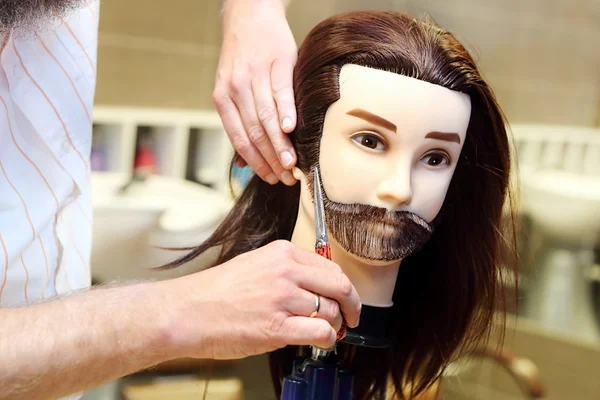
<box><xmin>0</xmin><ymin>3</ymin><xmax>99</xmax><ymax>398</ymax></box>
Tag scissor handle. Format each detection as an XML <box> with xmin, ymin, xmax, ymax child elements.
<box><xmin>314</xmin><ymin>241</ymin><xmax>346</xmax><ymax>341</ymax></box>
<box><xmin>315</xmin><ymin>242</ymin><xmax>331</xmax><ymax>260</ymax></box>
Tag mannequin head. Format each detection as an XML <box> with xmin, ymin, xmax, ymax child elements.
<box><xmin>293</xmin><ymin>63</ymin><xmax>471</xmax><ymax>263</ymax></box>
<box><xmin>164</xmin><ymin>10</ymin><xmax>517</xmax><ymax>400</ymax></box>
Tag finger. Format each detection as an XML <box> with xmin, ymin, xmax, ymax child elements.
<box><xmin>263</xmin><ymin>241</ymin><xmax>360</xmax><ymax>327</ymax></box>
<box><xmin>213</xmin><ymin>88</ymin><xmax>276</xmax><ymax>184</ymax></box>
<box><xmin>252</xmin><ymin>73</ymin><xmax>297</xmax><ymax>182</ymax></box>
<box><xmin>271</xmin><ymin>56</ymin><xmax>298</xmax><ymax>137</ymax></box>
<box><xmin>232</xmin><ymin>84</ymin><xmax>289</xmax><ymax>185</ymax></box>
<box><xmin>285</xmin><ymin>289</ymin><xmax>343</xmax><ymax>332</ymax></box>
<box><xmin>234</xmin><ymin>153</ymin><xmax>247</xmax><ymax>168</ymax></box>
<box><xmin>288</xmin><ymin>246</ymin><xmax>350</xmax><ymax>277</ymax></box>
<box><xmin>291</xmin><ymin>264</ymin><xmax>361</xmax><ymax>329</ymax></box>
<box><xmin>278</xmin><ymin>316</ymin><xmax>337</xmax><ymax>349</ymax></box>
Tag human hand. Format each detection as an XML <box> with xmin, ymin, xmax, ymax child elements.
<box><xmin>213</xmin><ymin>0</ymin><xmax>298</xmax><ymax>186</ymax></box>
<box><xmin>165</xmin><ymin>240</ymin><xmax>361</xmax><ymax>360</ymax></box>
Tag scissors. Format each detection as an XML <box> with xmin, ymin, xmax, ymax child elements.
<box><xmin>312</xmin><ymin>167</ymin><xmax>391</xmax><ymax>350</ymax></box>
<box><xmin>278</xmin><ymin>168</ymin><xmax>357</xmax><ymax>400</ymax></box>
<box><xmin>311</xmin><ymin>166</ymin><xmax>347</xmax><ymax>360</ymax></box>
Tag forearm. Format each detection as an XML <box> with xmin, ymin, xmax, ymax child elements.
<box><xmin>0</xmin><ymin>281</ymin><xmax>175</xmax><ymax>400</ymax></box>
<box><xmin>222</xmin><ymin>0</ymin><xmax>292</xmax><ymax>8</ymax></box>
<box><xmin>221</xmin><ymin>0</ymin><xmax>292</xmax><ymax>17</ymax></box>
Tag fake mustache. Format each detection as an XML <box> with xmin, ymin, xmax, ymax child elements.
<box><xmin>323</xmin><ymin>200</ymin><xmax>434</xmax><ymax>232</ymax></box>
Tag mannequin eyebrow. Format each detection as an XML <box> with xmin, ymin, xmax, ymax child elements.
<box><xmin>425</xmin><ymin>131</ymin><xmax>461</xmax><ymax>144</ymax></box>
<box><xmin>346</xmin><ymin>108</ymin><xmax>461</xmax><ymax>144</ymax></box>
<box><xmin>346</xmin><ymin>108</ymin><xmax>396</xmax><ymax>132</ymax></box>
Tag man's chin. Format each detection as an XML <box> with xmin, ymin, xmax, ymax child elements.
<box><xmin>0</xmin><ymin>0</ymin><xmax>86</xmax><ymax>34</ymax></box>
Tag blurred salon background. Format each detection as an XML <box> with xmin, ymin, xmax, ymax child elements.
<box><xmin>85</xmin><ymin>0</ymin><xmax>599</xmax><ymax>399</ymax></box>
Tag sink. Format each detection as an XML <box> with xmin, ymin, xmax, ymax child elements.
<box><xmin>512</xmin><ymin>124</ymin><xmax>600</xmax><ymax>244</ymax></box>
<box><xmin>90</xmin><ymin>172</ymin><xmax>233</xmax><ymax>283</ymax></box>
<box><xmin>521</xmin><ymin>168</ymin><xmax>600</xmax><ymax>243</ymax></box>
<box><xmin>511</xmin><ymin>124</ymin><xmax>600</xmax><ymax>344</ymax></box>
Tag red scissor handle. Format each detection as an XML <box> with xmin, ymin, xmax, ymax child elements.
<box><xmin>315</xmin><ymin>242</ymin><xmax>331</xmax><ymax>260</ymax></box>
<box><xmin>315</xmin><ymin>242</ymin><xmax>347</xmax><ymax>341</ymax></box>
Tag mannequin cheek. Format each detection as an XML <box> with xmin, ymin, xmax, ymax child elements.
<box><xmin>322</xmin><ymin>157</ymin><xmax>388</xmax><ymax>205</ymax></box>
<box><xmin>323</xmin><ymin>174</ymin><xmax>381</xmax><ymax>205</ymax></box>
<box><xmin>412</xmin><ymin>180</ymin><xmax>452</xmax><ymax>222</ymax></box>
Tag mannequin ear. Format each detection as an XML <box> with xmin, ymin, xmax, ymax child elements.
<box><xmin>292</xmin><ymin>167</ymin><xmax>306</xmax><ymax>181</ymax></box>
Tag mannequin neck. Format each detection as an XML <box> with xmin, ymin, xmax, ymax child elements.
<box><xmin>290</xmin><ymin>196</ymin><xmax>400</xmax><ymax>307</ymax></box>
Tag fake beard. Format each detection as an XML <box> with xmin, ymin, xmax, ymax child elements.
<box><xmin>315</xmin><ymin>175</ymin><xmax>435</xmax><ymax>261</ymax></box>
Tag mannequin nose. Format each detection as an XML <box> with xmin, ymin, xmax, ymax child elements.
<box><xmin>375</xmin><ymin>168</ymin><xmax>412</xmax><ymax>208</ymax></box>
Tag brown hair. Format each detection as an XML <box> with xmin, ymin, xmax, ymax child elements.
<box><xmin>163</xmin><ymin>10</ymin><xmax>518</xmax><ymax>399</ymax></box>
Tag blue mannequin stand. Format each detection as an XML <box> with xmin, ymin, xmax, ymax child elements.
<box><xmin>280</xmin><ymin>305</ymin><xmax>394</xmax><ymax>400</ymax></box>
<box><xmin>281</xmin><ymin>355</ymin><xmax>354</xmax><ymax>400</ymax></box>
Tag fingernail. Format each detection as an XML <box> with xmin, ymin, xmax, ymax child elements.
<box><xmin>282</xmin><ymin>117</ymin><xmax>292</xmax><ymax>130</ymax></box>
<box><xmin>265</xmin><ymin>173</ymin><xmax>278</xmax><ymax>185</ymax></box>
<box><xmin>281</xmin><ymin>170</ymin><xmax>295</xmax><ymax>185</ymax></box>
<box><xmin>280</xmin><ymin>151</ymin><xmax>294</xmax><ymax>168</ymax></box>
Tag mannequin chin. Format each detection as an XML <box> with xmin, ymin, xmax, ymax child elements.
<box><xmin>290</xmin><ymin>64</ymin><xmax>470</xmax><ymax>307</ymax></box>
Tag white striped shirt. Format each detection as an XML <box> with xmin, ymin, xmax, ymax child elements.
<box><xmin>0</xmin><ymin>3</ymin><xmax>99</xmax><ymax>398</ymax></box>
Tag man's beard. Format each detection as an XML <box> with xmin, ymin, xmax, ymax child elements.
<box><xmin>0</xmin><ymin>0</ymin><xmax>85</xmax><ymax>34</ymax></box>
<box><xmin>311</xmin><ymin>169</ymin><xmax>438</xmax><ymax>261</ymax></box>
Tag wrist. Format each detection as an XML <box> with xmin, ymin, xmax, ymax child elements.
<box><xmin>151</xmin><ymin>275</ymin><xmax>215</xmax><ymax>361</ymax></box>
<box><xmin>132</xmin><ymin>280</ymin><xmax>184</xmax><ymax>364</ymax></box>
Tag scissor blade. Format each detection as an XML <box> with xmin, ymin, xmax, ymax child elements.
<box><xmin>313</xmin><ymin>167</ymin><xmax>328</xmax><ymax>243</ymax></box>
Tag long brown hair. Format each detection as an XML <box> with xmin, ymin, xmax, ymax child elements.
<box><xmin>162</xmin><ymin>11</ymin><xmax>518</xmax><ymax>399</ymax></box>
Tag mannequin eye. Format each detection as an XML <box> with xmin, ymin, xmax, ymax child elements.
<box><xmin>350</xmin><ymin>133</ymin><xmax>386</xmax><ymax>151</ymax></box>
<box><xmin>422</xmin><ymin>152</ymin><xmax>450</xmax><ymax>167</ymax></box>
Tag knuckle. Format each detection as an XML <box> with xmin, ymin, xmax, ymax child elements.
<box><xmin>212</xmin><ymin>90</ymin><xmax>229</xmax><ymax>110</ymax></box>
<box><xmin>230</xmin><ymin>73</ymin><xmax>248</xmax><ymax>93</ymax></box>
<box><xmin>322</xmin><ymin>298</ymin><xmax>339</xmax><ymax>322</ymax></box>
<box><xmin>274</xmin><ymin>263</ymin><xmax>299</xmax><ymax>284</ymax></box>
<box><xmin>229</xmin><ymin>136</ymin><xmax>250</xmax><ymax>153</ymax></box>
<box><xmin>334</xmin><ymin>313</ymin><xmax>343</xmax><ymax>331</ymax></box>
<box><xmin>279</xmin><ymin>260</ymin><xmax>297</xmax><ymax>282</ymax></box>
<box><xmin>338</xmin><ymin>274</ymin><xmax>354</xmax><ymax>298</ymax></box>
<box><xmin>273</xmin><ymin>239</ymin><xmax>294</xmax><ymax>255</ymax></box>
<box><xmin>329</xmin><ymin>299</ymin><xmax>341</xmax><ymax>317</ymax></box>
<box><xmin>314</xmin><ymin>324</ymin><xmax>335</xmax><ymax>346</ymax></box>
<box><xmin>271</xmin><ymin>283</ymin><xmax>290</xmax><ymax>305</ymax></box>
<box><xmin>214</xmin><ymin>68</ymin><xmax>226</xmax><ymax>83</ymax></box>
<box><xmin>246</xmin><ymin>62</ymin><xmax>262</xmax><ymax>76</ymax></box>
<box><xmin>262</xmin><ymin>312</ymin><xmax>286</xmax><ymax>340</ymax></box>
<box><xmin>257</xmin><ymin>104</ymin><xmax>278</xmax><ymax>124</ymax></box>
<box><xmin>247</xmin><ymin>125</ymin><xmax>267</xmax><ymax>143</ymax></box>
<box><xmin>331</xmin><ymin>260</ymin><xmax>344</xmax><ymax>274</ymax></box>
<box><xmin>253</xmin><ymin>162</ymin><xmax>273</xmax><ymax>178</ymax></box>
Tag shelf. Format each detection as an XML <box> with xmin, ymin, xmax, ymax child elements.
<box><xmin>91</xmin><ymin>105</ymin><xmax>233</xmax><ymax>194</ymax></box>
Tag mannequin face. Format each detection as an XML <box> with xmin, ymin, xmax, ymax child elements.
<box><xmin>295</xmin><ymin>64</ymin><xmax>471</xmax><ymax>262</ymax></box>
